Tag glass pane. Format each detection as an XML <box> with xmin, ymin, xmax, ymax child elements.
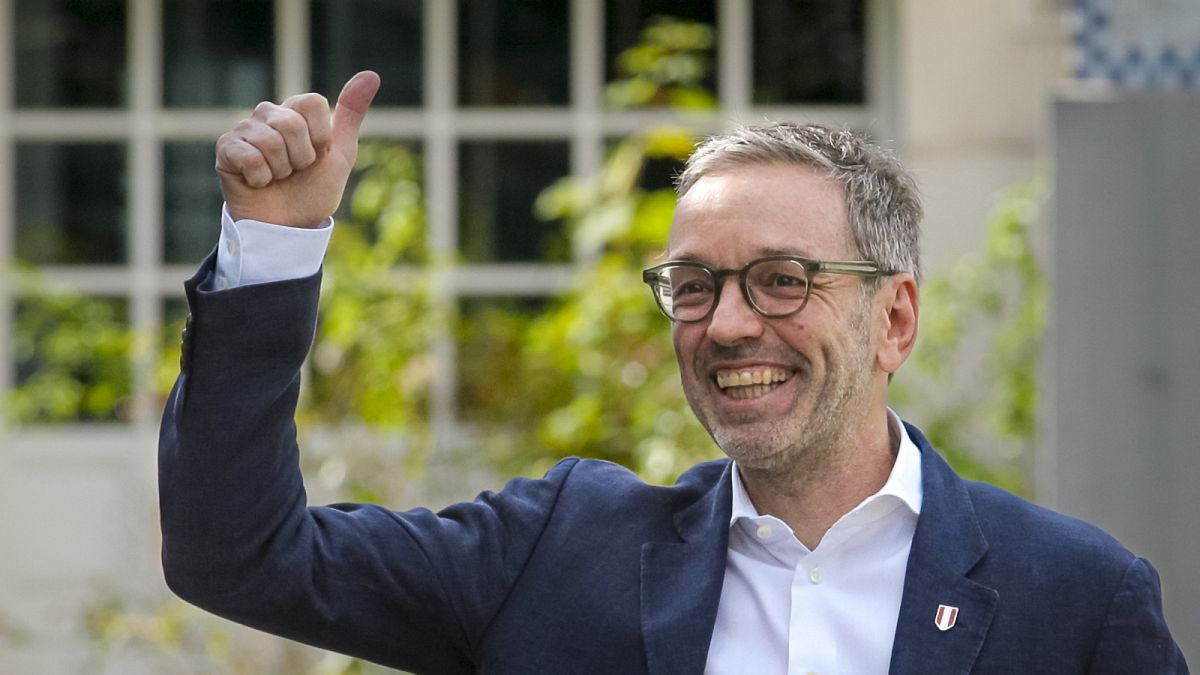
<box><xmin>458</xmin><ymin>141</ymin><xmax>570</xmax><ymax>263</ymax></box>
<box><xmin>753</xmin><ymin>0</ymin><xmax>866</xmax><ymax>104</ymax></box>
<box><xmin>15</xmin><ymin>0</ymin><xmax>127</xmax><ymax>107</ymax></box>
<box><xmin>606</xmin><ymin>1</ymin><xmax>716</xmax><ymax>91</ymax></box>
<box><xmin>456</xmin><ymin>295</ymin><xmax>549</xmax><ymax>422</ymax></box>
<box><xmin>312</xmin><ymin>0</ymin><xmax>423</xmax><ymax>106</ymax></box>
<box><xmin>163</xmin><ymin>143</ymin><xmax>224</xmax><ymax>264</ymax></box>
<box><xmin>162</xmin><ymin>0</ymin><xmax>274</xmax><ymax>107</ymax></box>
<box><xmin>16</xmin><ymin>143</ymin><xmax>126</xmax><ymax>265</ymax></box>
<box><xmin>459</xmin><ymin>0</ymin><xmax>569</xmax><ymax>106</ymax></box>
<box><xmin>11</xmin><ymin>296</ymin><xmax>131</xmax><ymax>425</ymax></box>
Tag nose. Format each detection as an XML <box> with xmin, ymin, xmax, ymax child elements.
<box><xmin>705</xmin><ymin>278</ymin><xmax>764</xmax><ymax>345</ymax></box>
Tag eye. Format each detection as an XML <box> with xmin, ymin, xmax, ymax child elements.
<box><xmin>749</xmin><ymin>261</ymin><xmax>810</xmax><ymax>299</ymax></box>
<box><xmin>672</xmin><ymin>278</ymin><xmax>713</xmax><ymax>299</ymax></box>
<box><xmin>762</xmin><ymin>272</ymin><xmax>807</xmax><ymax>288</ymax></box>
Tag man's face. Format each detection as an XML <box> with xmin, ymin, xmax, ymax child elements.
<box><xmin>668</xmin><ymin>164</ymin><xmax>882</xmax><ymax>471</ymax></box>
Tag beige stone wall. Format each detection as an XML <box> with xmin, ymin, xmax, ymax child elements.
<box><xmin>897</xmin><ymin>0</ymin><xmax>1065</xmax><ymax>276</ymax></box>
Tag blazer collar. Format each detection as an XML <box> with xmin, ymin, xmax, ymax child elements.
<box><xmin>641</xmin><ymin>459</ymin><xmax>732</xmax><ymax>675</ymax></box>
<box><xmin>636</xmin><ymin>423</ymin><xmax>1000</xmax><ymax>675</ymax></box>
<box><xmin>888</xmin><ymin>422</ymin><xmax>999</xmax><ymax>675</ymax></box>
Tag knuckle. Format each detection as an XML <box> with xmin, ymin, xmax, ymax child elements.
<box><xmin>249</xmin><ymin>127</ymin><xmax>286</xmax><ymax>154</ymax></box>
<box><xmin>266</xmin><ymin>107</ymin><xmax>305</xmax><ymax>133</ymax></box>
<box><xmin>292</xmin><ymin>92</ymin><xmax>329</xmax><ymax>113</ymax></box>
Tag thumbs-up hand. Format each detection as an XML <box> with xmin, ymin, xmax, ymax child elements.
<box><xmin>216</xmin><ymin>71</ymin><xmax>380</xmax><ymax>228</ymax></box>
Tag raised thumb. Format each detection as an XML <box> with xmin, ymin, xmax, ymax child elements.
<box><xmin>331</xmin><ymin>70</ymin><xmax>381</xmax><ymax>155</ymax></box>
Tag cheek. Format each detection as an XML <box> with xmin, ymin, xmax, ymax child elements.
<box><xmin>671</xmin><ymin>325</ymin><xmax>700</xmax><ymax>371</ymax></box>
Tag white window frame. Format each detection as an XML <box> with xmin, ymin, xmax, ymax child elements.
<box><xmin>0</xmin><ymin>0</ymin><xmax>893</xmax><ymax>453</ymax></box>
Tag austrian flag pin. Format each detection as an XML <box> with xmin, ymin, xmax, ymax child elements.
<box><xmin>935</xmin><ymin>604</ymin><xmax>959</xmax><ymax>631</ymax></box>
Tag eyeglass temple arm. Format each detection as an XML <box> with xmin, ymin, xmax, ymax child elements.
<box><xmin>815</xmin><ymin>261</ymin><xmax>897</xmax><ymax>277</ymax></box>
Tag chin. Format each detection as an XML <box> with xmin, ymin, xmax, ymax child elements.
<box><xmin>711</xmin><ymin>427</ymin><xmax>794</xmax><ymax>470</ymax></box>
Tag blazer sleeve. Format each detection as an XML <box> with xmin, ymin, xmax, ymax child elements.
<box><xmin>1087</xmin><ymin>556</ymin><xmax>1190</xmax><ymax>674</ymax></box>
<box><xmin>158</xmin><ymin>256</ymin><xmax>573</xmax><ymax>674</ymax></box>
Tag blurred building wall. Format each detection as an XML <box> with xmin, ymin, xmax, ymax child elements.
<box><xmin>1055</xmin><ymin>95</ymin><xmax>1200</xmax><ymax>664</ymax></box>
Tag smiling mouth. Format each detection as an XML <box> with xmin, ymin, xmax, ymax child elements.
<box><xmin>715</xmin><ymin>367</ymin><xmax>791</xmax><ymax>400</ymax></box>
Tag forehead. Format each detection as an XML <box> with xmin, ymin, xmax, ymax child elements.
<box><xmin>667</xmin><ymin>163</ymin><xmax>852</xmax><ymax>263</ymax></box>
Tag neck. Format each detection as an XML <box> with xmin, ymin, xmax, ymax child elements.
<box><xmin>737</xmin><ymin>410</ymin><xmax>898</xmax><ymax>550</ymax></box>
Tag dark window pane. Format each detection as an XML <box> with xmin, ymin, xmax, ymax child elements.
<box><xmin>163</xmin><ymin>0</ymin><xmax>273</xmax><ymax>107</ymax></box>
<box><xmin>459</xmin><ymin>0</ymin><xmax>569</xmax><ymax>106</ymax></box>
<box><xmin>16</xmin><ymin>143</ymin><xmax>126</xmax><ymax>265</ymax></box>
<box><xmin>15</xmin><ymin>0</ymin><xmax>126</xmax><ymax>107</ymax></box>
<box><xmin>753</xmin><ymin>0</ymin><xmax>866</xmax><ymax>104</ymax></box>
<box><xmin>11</xmin><ymin>296</ymin><xmax>131</xmax><ymax>425</ymax></box>
<box><xmin>163</xmin><ymin>143</ymin><xmax>223</xmax><ymax>264</ymax></box>
<box><xmin>312</xmin><ymin>0</ymin><xmax>423</xmax><ymax>106</ymax></box>
<box><xmin>458</xmin><ymin>141</ymin><xmax>570</xmax><ymax>263</ymax></box>
<box><xmin>606</xmin><ymin>1</ymin><xmax>716</xmax><ymax>91</ymax></box>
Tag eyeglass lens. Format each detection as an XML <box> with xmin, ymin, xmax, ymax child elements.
<box><xmin>653</xmin><ymin>259</ymin><xmax>811</xmax><ymax>321</ymax></box>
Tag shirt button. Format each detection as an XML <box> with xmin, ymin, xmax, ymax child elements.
<box><xmin>226</xmin><ymin>239</ymin><xmax>239</xmax><ymax>256</ymax></box>
<box><xmin>215</xmin><ymin>275</ymin><xmax>230</xmax><ymax>290</ymax></box>
<box><xmin>809</xmin><ymin>567</ymin><xmax>823</xmax><ymax>584</ymax></box>
<box><xmin>755</xmin><ymin>524</ymin><xmax>773</xmax><ymax>540</ymax></box>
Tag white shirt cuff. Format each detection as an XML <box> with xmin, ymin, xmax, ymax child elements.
<box><xmin>214</xmin><ymin>204</ymin><xmax>334</xmax><ymax>289</ymax></box>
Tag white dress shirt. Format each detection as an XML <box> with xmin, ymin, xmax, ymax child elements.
<box><xmin>213</xmin><ymin>205</ymin><xmax>333</xmax><ymax>289</ymax></box>
<box><xmin>705</xmin><ymin>416</ymin><xmax>923</xmax><ymax>675</ymax></box>
<box><xmin>211</xmin><ymin>208</ymin><xmax>925</xmax><ymax>674</ymax></box>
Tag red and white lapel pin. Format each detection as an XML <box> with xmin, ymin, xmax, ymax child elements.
<box><xmin>934</xmin><ymin>604</ymin><xmax>959</xmax><ymax>631</ymax></box>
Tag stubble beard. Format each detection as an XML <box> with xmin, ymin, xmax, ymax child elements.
<box><xmin>691</xmin><ymin>303</ymin><xmax>876</xmax><ymax>480</ymax></box>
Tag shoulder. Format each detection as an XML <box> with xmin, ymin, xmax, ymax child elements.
<box><xmin>904</xmin><ymin>421</ymin><xmax>1135</xmax><ymax>573</ymax></box>
<box><xmin>525</xmin><ymin>457</ymin><xmax>730</xmax><ymax>538</ymax></box>
<box><xmin>905</xmin><ymin>420</ymin><xmax>1137</xmax><ymax>587</ymax></box>
<box><xmin>965</xmin><ymin>479</ymin><xmax>1135</xmax><ymax>571</ymax></box>
<box><xmin>549</xmin><ymin>456</ymin><xmax>729</xmax><ymax>505</ymax></box>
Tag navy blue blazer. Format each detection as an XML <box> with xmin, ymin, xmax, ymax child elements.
<box><xmin>160</xmin><ymin>259</ymin><xmax>1188</xmax><ymax>674</ymax></box>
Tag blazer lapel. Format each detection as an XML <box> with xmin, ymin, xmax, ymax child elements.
<box><xmin>641</xmin><ymin>461</ymin><xmax>732</xmax><ymax>675</ymax></box>
<box><xmin>889</xmin><ymin>425</ymin><xmax>998</xmax><ymax>675</ymax></box>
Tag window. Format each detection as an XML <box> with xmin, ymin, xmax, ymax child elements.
<box><xmin>1</xmin><ymin>0</ymin><xmax>879</xmax><ymax>436</ymax></box>
<box><xmin>162</xmin><ymin>0</ymin><xmax>274</xmax><ymax>107</ymax></box>
<box><xmin>753</xmin><ymin>0</ymin><xmax>867</xmax><ymax>104</ymax></box>
<box><xmin>15</xmin><ymin>0</ymin><xmax>127</xmax><ymax>108</ymax></box>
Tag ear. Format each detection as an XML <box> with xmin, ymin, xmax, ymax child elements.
<box><xmin>875</xmin><ymin>274</ymin><xmax>918</xmax><ymax>375</ymax></box>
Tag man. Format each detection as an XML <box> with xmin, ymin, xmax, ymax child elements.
<box><xmin>160</xmin><ymin>71</ymin><xmax>1187</xmax><ymax>673</ymax></box>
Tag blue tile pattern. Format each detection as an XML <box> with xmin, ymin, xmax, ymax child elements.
<box><xmin>1073</xmin><ymin>0</ymin><xmax>1200</xmax><ymax>88</ymax></box>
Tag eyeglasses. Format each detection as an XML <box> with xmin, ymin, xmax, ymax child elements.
<box><xmin>642</xmin><ymin>255</ymin><xmax>897</xmax><ymax>323</ymax></box>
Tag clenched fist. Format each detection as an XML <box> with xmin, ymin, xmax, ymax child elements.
<box><xmin>215</xmin><ymin>71</ymin><xmax>381</xmax><ymax>228</ymax></box>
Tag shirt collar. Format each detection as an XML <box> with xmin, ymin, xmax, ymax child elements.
<box><xmin>729</xmin><ymin>409</ymin><xmax>924</xmax><ymax>527</ymax></box>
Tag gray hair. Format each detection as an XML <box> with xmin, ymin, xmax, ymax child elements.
<box><xmin>676</xmin><ymin>122</ymin><xmax>923</xmax><ymax>284</ymax></box>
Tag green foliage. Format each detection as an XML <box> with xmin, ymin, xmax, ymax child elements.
<box><xmin>305</xmin><ymin>143</ymin><xmax>436</xmax><ymax>433</ymax></box>
<box><xmin>604</xmin><ymin>17</ymin><xmax>717</xmax><ymax>110</ymax></box>
<box><xmin>462</xmin><ymin>128</ymin><xmax>719</xmax><ymax>484</ymax></box>
<box><xmin>5</xmin><ymin>274</ymin><xmax>133</xmax><ymax>425</ymax></box>
<box><xmin>889</xmin><ymin>181</ymin><xmax>1048</xmax><ymax>494</ymax></box>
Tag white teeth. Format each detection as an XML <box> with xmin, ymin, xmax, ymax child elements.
<box><xmin>716</xmin><ymin>368</ymin><xmax>791</xmax><ymax>390</ymax></box>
